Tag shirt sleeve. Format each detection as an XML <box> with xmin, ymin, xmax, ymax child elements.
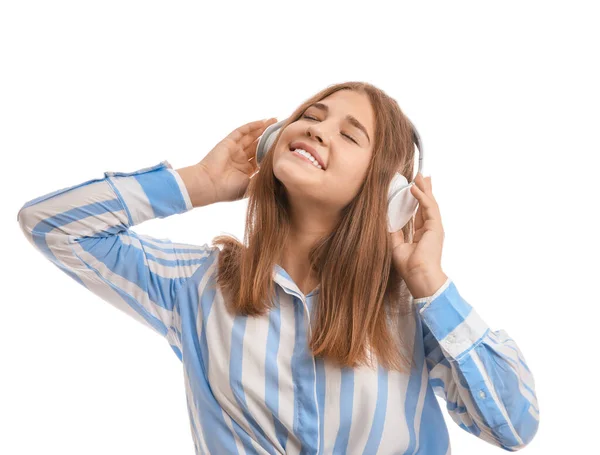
<box><xmin>414</xmin><ymin>279</ymin><xmax>540</xmax><ymax>451</ymax></box>
<box><xmin>17</xmin><ymin>160</ymin><xmax>217</xmax><ymax>360</ymax></box>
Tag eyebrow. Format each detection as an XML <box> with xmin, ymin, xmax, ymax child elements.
<box><xmin>308</xmin><ymin>102</ymin><xmax>371</xmax><ymax>145</ymax></box>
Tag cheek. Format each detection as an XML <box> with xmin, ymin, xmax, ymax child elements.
<box><xmin>339</xmin><ymin>156</ymin><xmax>370</xmax><ymax>180</ymax></box>
<box><xmin>329</xmin><ymin>158</ymin><xmax>369</xmax><ymax>198</ymax></box>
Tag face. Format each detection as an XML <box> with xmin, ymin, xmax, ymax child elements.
<box><xmin>272</xmin><ymin>90</ymin><xmax>375</xmax><ymax>213</ymax></box>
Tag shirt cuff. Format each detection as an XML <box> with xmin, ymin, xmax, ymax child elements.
<box><xmin>414</xmin><ymin>279</ymin><xmax>490</xmax><ymax>362</ymax></box>
<box><xmin>104</xmin><ymin>160</ymin><xmax>194</xmax><ymax>226</ymax></box>
<box><xmin>412</xmin><ymin>276</ymin><xmax>452</xmax><ymax>307</ymax></box>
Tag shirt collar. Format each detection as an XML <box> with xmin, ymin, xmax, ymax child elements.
<box><xmin>272</xmin><ymin>263</ymin><xmax>321</xmax><ymax>300</ymax></box>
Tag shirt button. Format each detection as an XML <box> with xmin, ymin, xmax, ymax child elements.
<box><xmin>447</xmin><ymin>333</ymin><xmax>455</xmax><ymax>342</ymax></box>
<box><xmin>479</xmin><ymin>390</ymin><xmax>486</xmax><ymax>399</ymax></box>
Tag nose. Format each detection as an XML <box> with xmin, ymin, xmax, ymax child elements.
<box><xmin>306</xmin><ymin>123</ymin><xmax>328</xmax><ymax>145</ymax></box>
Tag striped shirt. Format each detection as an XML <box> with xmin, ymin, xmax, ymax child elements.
<box><xmin>17</xmin><ymin>160</ymin><xmax>539</xmax><ymax>454</ymax></box>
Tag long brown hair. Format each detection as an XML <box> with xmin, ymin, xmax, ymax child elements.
<box><xmin>213</xmin><ymin>81</ymin><xmax>418</xmax><ymax>373</ymax></box>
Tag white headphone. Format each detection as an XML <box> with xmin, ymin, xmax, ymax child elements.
<box><xmin>255</xmin><ymin>117</ymin><xmax>424</xmax><ymax>233</ymax></box>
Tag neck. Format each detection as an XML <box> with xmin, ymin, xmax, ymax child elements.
<box><xmin>279</xmin><ymin>209</ymin><xmax>337</xmax><ymax>295</ymax></box>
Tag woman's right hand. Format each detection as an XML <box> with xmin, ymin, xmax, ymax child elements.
<box><xmin>197</xmin><ymin>118</ymin><xmax>278</xmax><ymax>203</ymax></box>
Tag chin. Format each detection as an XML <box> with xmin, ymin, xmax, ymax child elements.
<box><xmin>273</xmin><ymin>167</ymin><xmax>320</xmax><ymax>198</ymax></box>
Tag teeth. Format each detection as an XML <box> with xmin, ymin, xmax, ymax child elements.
<box><xmin>293</xmin><ymin>148</ymin><xmax>322</xmax><ymax>169</ymax></box>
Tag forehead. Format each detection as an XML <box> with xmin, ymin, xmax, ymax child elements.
<box><xmin>312</xmin><ymin>90</ymin><xmax>374</xmax><ymax>136</ymax></box>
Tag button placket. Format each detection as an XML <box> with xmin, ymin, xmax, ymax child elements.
<box><xmin>292</xmin><ymin>294</ymin><xmax>321</xmax><ymax>454</ymax></box>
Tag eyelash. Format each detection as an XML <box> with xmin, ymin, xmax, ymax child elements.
<box><xmin>301</xmin><ymin>115</ymin><xmax>358</xmax><ymax>145</ymax></box>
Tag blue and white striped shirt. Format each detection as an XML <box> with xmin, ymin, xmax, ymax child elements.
<box><xmin>17</xmin><ymin>160</ymin><xmax>539</xmax><ymax>454</ymax></box>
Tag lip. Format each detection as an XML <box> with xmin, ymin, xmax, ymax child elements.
<box><xmin>289</xmin><ymin>141</ymin><xmax>326</xmax><ymax>170</ymax></box>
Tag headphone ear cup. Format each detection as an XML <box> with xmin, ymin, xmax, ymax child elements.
<box><xmin>256</xmin><ymin>120</ymin><xmax>286</xmax><ymax>166</ymax></box>
<box><xmin>388</xmin><ymin>173</ymin><xmax>409</xmax><ymax>195</ymax></box>
<box><xmin>387</xmin><ymin>173</ymin><xmax>418</xmax><ymax>233</ymax></box>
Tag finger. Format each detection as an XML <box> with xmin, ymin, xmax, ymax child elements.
<box><xmin>248</xmin><ymin>155</ymin><xmax>259</xmax><ymax>174</ymax></box>
<box><xmin>412</xmin><ymin>173</ymin><xmax>427</xmax><ymax>231</ymax></box>
<box><xmin>410</xmin><ymin>183</ymin><xmax>440</xmax><ymax>222</ymax></box>
<box><xmin>238</xmin><ymin>118</ymin><xmax>278</xmax><ymax>151</ymax></box>
<box><xmin>240</xmin><ymin>118</ymin><xmax>277</xmax><ymax>135</ymax></box>
<box><xmin>244</xmin><ymin>137</ymin><xmax>261</xmax><ymax>167</ymax></box>
<box><xmin>229</xmin><ymin>118</ymin><xmax>277</xmax><ymax>148</ymax></box>
<box><xmin>228</xmin><ymin>120</ymin><xmax>266</xmax><ymax>139</ymax></box>
<box><xmin>419</xmin><ymin>174</ymin><xmax>436</xmax><ymax>201</ymax></box>
<box><xmin>413</xmin><ymin>198</ymin><xmax>424</xmax><ymax>233</ymax></box>
<box><xmin>413</xmin><ymin>225</ymin><xmax>424</xmax><ymax>244</ymax></box>
<box><xmin>414</xmin><ymin>172</ymin><xmax>428</xmax><ymax>194</ymax></box>
<box><xmin>417</xmin><ymin>172</ymin><xmax>438</xmax><ymax>205</ymax></box>
<box><xmin>244</xmin><ymin>135</ymin><xmax>259</xmax><ymax>155</ymax></box>
<box><xmin>423</xmin><ymin>175</ymin><xmax>434</xmax><ymax>198</ymax></box>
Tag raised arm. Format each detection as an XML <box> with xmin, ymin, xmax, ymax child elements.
<box><xmin>17</xmin><ymin>160</ymin><xmax>218</xmax><ymax>359</ymax></box>
<box><xmin>17</xmin><ymin>117</ymin><xmax>276</xmax><ymax>359</ymax></box>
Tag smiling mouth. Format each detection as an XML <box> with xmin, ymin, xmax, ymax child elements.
<box><xmin>290</xmin><ymin>149</ymin><xmax>325</xmax><ymax>171</ymax></box>
<box><xmin>291</xmin><ymin>150</ymin><xmax>324</xmax><ymax>170</ymax></box>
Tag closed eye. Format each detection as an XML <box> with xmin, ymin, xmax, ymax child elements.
<box><xmin>301</xmin><ymin>114</ymin><xmax>359</xmax><ymax>145</ymax></box>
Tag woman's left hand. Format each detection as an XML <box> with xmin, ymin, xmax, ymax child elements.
<box><xmin>390</xmin><ymin>173</ymin><xmax>448</xmax><ymax>299</ymax></box>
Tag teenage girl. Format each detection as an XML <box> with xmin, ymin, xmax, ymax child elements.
<box><xmin>18</xmin><ymin>81</ymin><xmax>539</xmax><ymax>454</ymax></box>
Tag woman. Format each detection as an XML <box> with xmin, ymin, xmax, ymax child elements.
<box><xmin>17</xmin><ymin>81</ymin><xmax>539</xmax><ymax>454</ymax></box>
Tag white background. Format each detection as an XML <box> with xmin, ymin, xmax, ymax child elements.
<box><xmin>2</xmin><ymin>1</ymin><xmax>598</xmax><ymax>453</ymax></box>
